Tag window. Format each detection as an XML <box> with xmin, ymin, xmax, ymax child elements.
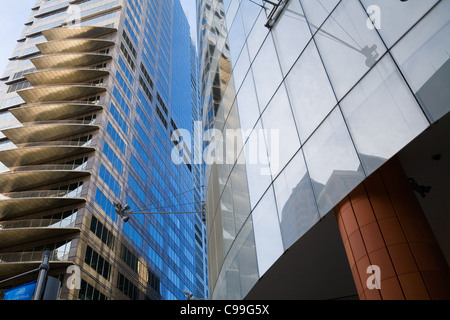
<box><xmin>103</xmin><ymin>142</ymin><xmax>124</xmax><ymax>174</ymax></box>
<box><xmin>117</xmin><ymin>272</ymin><xmax>139</xmax><ymax>300</ymax></box>
<box><xmin>78</xmin><ymin>280</ymin><xmax>107</xmax><ymax>300</ymax></box>
<box><xmin>85</xmin><ymin>245</ymin><xmax>111</xmax><ymax>280</ymax></box>
<box><xmin>120</xmin><ymin>244</ymin><xmax>138</xmax><ymax>272</ymax></box>
<box><xmin>90</xmin><ymin>215</ymin><xmax>115</xmax><ymax>249</ymax></box>
<box><xmin>106</xmin><ymin>122</ymin><xmax>126</xmax><ymax>154</ymax></box>
<box><xmin>95</xmin><ymin>188</ymin><xmax>117</xmax><ymax>222</ymax></box>
<box><xmin>99</xmin><ymin>164</ymin><xmax>121</xmax><ymax>197</ymax></box>
<box><xmin>110</xmin><ymin>103</ymin><xmax>128</xmax><ymax>134</ymax></box>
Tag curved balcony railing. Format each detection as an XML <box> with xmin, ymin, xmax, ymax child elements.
<box><xmin>15</xmin><ymin>139</ymin><xmax>93</xmax><ymax>149</ymax></box>
<box><xmin>31</xmin><ymin>53</ymin><xmax>112</xmax><ymax>70</ymax></box>
<box><xmin>18</xmin><ymin>118</ymin><xmax>97</xmax><ymax>127</ymax></box>
<box><xmin>0</xmin><ymin>139</ymin><xmax>93</xmax><ymax>152</ymax></box>
<box><xmin>25</xmin><ymin>68</ymin><xmax>109</xmax><ymax>86</ymax></box>
<box><xmin>0</xmin><ymin>217</ymin><xmax>77</xmax><ymax>230</ymax></box>
<box><xmin>0</xmin><ymin>187</ymin><xmax>83</xmax><ymax>200</ymax></box>
<box><xmin>0</xmin><ymin>250</ymin><xmax>70</xmax><ymax>264</ymax></box>
<box><xmin>36</xmin><ymin>38</ymin><xmax>115</xmax><ymax>55</ymax></box>
<box><xmin>9</xmin><ymin>162</ymin><xmax>88</xmax><ymax>173</ymax></box>
<box><xmin>41</xmin><ymin>25</ymin><xmax>117</xmax><ymax>41</ymax></box>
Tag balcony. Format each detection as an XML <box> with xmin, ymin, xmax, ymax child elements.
<box><xmin>10</xmin><ymin>101</ymin><xmax>103</xmax><ymax>122</ymax></box>
<box><xmin>17</xmin><ymin>84</ymin><xmax>106</xmax><ymax>103</ymax></box>
<box><xmin>2</xmin><ymin>119</ymin><xmax>99</xmax><ymax>144</ymax></box>
<box><xmin>25</xmin><ymin>68</ymin><xmax>109</xmax><ymax>86</ymax></box>
<box><xmin>0</xmin><ymin>189</ymin><xmax>86</xmax><ymax>221</ymax></box>
<box><xmin>0</xmin><ymin>163</ymin><xmax>90</xmax><ymax>193</ymax></box>
<box><xmin>31</xmin><ymin>53</ymin><xmax>112</xmax><ymax>70</ymax></box>
<box><xmin>0</xmin><ymin>226</ymin><xmax>80</xmax><ymax>251</ymax></box>
<box><xmin>36</xmin><ymin>38</ymin><xmax>115</xmax><ymax>55</ymax></box>
<box><xmin>0</xmin><ymin>140</ymin><xmax>95</xmax><ymax>167</ymax></box>
<box><xmin>0</xmin><ymin>250</ymin><xmax>74</xmax><ymax>284</ymax></box>
<box><xmin>41</xmin><ymin>25</ymin><xmax>117</xmax><ymax>41</ymax></box>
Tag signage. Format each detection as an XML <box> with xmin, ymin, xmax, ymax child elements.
<box><xmin>4</xmin><ymin>280</ymin><xmax>37</xmax><ymax>300</ymax></box>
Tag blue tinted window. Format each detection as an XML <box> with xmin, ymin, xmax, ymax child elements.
<box><xmin>110</xmin><ymin>103</ymin><xmax>128</xmax><ymax>134</ymax></box>
<box><xmin>130</xmin><ymin>154</ymin><xmax>147</xmax><ymax>183</ymax></box>
<box><xmin>118</xmin><ymin>56</ymin><xmax>134</xmax><ymax>84</ymax></box>
<box><xmin>95</xmin><ymin>188</ymin><xmax>117</xmax><ymax>222</ymax></box>
<box><xmin>116</xmin><ymin>71</ymin><xmax>133</xmax><ymax>101</ymax></box>
<box><xmin>106</xmin><ymin>122</ymin><xmax>126</xmax><ymax>154</ymax></box>
<box><xmin>103</xmin><ymin>142</ymin><xmax>123</xmax><ymax>174</ymax></box>
<box><xmin>99</xmin><ymin>164</ymin><xmax>121</xmax><ymax>197</ymax></box>
<box><xmin>113</xmin><ymin>87</ymin><xmax>130</xmax><ymax>116</ymax></box>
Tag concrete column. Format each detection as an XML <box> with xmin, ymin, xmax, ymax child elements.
<box><xmin>335</xmin><ymin>157</ymin><xmax>450</xmax><ymax>300</ymax></box>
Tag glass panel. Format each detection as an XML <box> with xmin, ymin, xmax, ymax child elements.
<box><xmin>221</xmin><ymin>177</ymin><xmax>236</xmax><ymax>254</ymax></box>
<box><xmin>303</xmin><ymin>107</ymin><xmax>365</xmax><ymax>216</ymax></box>
<box><xmin>232</xmin><ymin>43</ymin><xmax>250</xmax><ymax>92</ymax></box>
<box><xmin>243</xmin><ymin>120</ymin><xmax>272</xmax><ymax>209</ymax></box>
<box><xmin>360</xmin><ymin>0</ymin><xmax>439</xmax><ymax>48</ymax></box>
<box><xmin>251</xmin><ymin>186</ymin><xmax>283</xmax><ymax>277</ymax></box>
<box><xmin>285</xmin><ymin>41</ymin><xmax>337</xmax><ymax>143</ymax></box>
<box><xmin>391</xmin><ymin>0</ymin><xmax>450</xmax><ymax>123</ymax></box>
<box><xmin>251</xmin><ymin>34</ymin><xmax>283</xmax><ymax>110</ymax></box>
<box><xmin>230</xmin><ymin>153</ymin><xmax>252</xmax><ymax>233</ymax></box>
<box><xmin>340</xmin><ymin>55</ymin><xmax>429</xmax><ymax>176</ymax></box>
<box><xmin>273</xmin><ymin>150</ymin><xmax>320</xmax><ymax>250</ymax></box>
<box><xmin>213</xmin><ymin>215</ymin><xmax>259</xmax><ymax>300</ymax></box>
<box><xmin>239</xmin><ymin>0</ymin><xmax>262</xmax><ymax>37</ymax></box>
<box><xmin>272</xmin><ymin>0</ymin><xmax>312</xmax><ymax>74</ymax></box>
<box><xmin>300</xmin><ymin>0</ymin><xmax>340</xmax><ymax>30</ymax></box>
<box><xmin>227</xmin><ymin>7</ymin><xmax>246</xmax><ymax>65</ymax></box>
<box><xmin>246</xmin><ymin>9</ymin><xmax>269</xmax><ymax>62</ymax></box>
<box><xmin>313</xmin><ymin>0</ymin><xmax>386</xmax><ymax>99</ymax></box>
<box><xmin>261</xmin><ymin>83</ymin><xmax>300</xmax><ymax>176</ymax></box>
<box><xmin>236</xmin><ymin>70</ymin><xmax>260</xmax><ymax>132</ymax></box>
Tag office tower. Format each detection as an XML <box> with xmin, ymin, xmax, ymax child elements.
<box><xmin>0</xmin><ymin>0</ymin><xmax>206</xmax><ymax>300</ymax></box>
<box><xmin>198</xmin><ymin>0</ymin><xmax>450</xmax><ymax>300</ymax></box>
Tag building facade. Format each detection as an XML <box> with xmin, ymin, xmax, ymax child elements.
<box><xmin>0</xmin><ymin>0</ymin><xmax>207</xmax><ymax>300</ymax></box>
<box><xmin>198</xmin><ymin>0</ymin><xmax>450</xmax><ymax>299</ymax></box>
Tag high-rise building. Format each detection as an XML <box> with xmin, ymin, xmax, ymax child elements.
<box><xmin>198</xmin><ymin>0</ymin><xmax>450</xmax><ymax>300</ymax></box>
<box><xmin>0</xmin><ymin>0</ymin><xmax>206</xmax><ymax>300</ymax></box>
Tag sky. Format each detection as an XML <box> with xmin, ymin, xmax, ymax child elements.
<box><xmin>0</xmin><ymin>0</ymin><xmax>198</xmax><ymax>74</ymax></box>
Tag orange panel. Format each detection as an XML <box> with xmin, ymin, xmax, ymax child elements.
<box><xmin>349</xmin><ymin>184</ymin><xmax>367</xmax><ymax>203</ymax></box>
<box><xmin>363</xmin><ymin>287</ymin><xmax>382</xmax><ymax>300</ymax></box>
<box><xmin>398</xmin><ymin>273</ymin><xmax>430</xmax><ymax>300</ymax></box>
<box><xmin>351</xmin><ymin>264</ymin><xmax>364</xmax><ymax>295</ymax></box>
<box><xmin>378</xmin><ymin>217</ymin><xmax>407</xmax><ymax>246</ymax></box>
<box><xmin>360</xmin><ymin>222</ymin><xmax>385</xmax><ymax>254</ymax></box>
<box><xmin>334</xmin><ymin>157</ymin><xmax>450</xmax><ymax>300</ymax></box>
<box><xmin>351</xmin><ymin>196</ymin><xmax>376</xmax><ymax>228</ymax></box>
<box><xmin>348</xmin><ymin>230</ymin><xmax>367</xmax><ymax>263</ymax></box>
<box><xmin>387</xmin><ymin>243</ymin><xmax>419</xmax><ymax>275</ymax></box>
<box><xmin>421</xmin><ymin>271</ymin><xmax>450</xmax><ymax>300</ymax></box>
<box><xmin>370</xmin><ymin>193</ymin><xmax>397</xmax><ymax>220</ymax></box>
<box><xmin>398</xmin><ymin>216</ymin><xmax>425</xmax><ymax>243</ymax></box>
<box><xmin>340</xmin><ymin>205</ymin><xmax>359</xmax><ymax>236</ymax></box>
<box><xmin>379</xmin><ymin>277</ymin><xmax>405</xmax><ymax>300</ymax></box>
<box><xmin>364</xmin><ymin>171</ymin><xmax>386</xmax><ymax>196</ymax></box>
<box><xmin>368</xmin><ymin>247</ymin><xmax>396</xmax><ymax>281</ymax></box>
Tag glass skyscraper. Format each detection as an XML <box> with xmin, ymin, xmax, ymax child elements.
<box><xmin>0</xmin><ymin>0</ymin><xmax>207</xmax><ymax>300</ymax></box>
<box><xmin>198</xmin><ymin>0</ymin><xmax>450</xmax><ymax>300</ymax></box>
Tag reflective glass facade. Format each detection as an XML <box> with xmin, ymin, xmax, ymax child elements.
<box><xmin>0</xmin><ymin>0</ymin><xmax>207</xmax><ymax>300</ymax></box>
<box><xmin>198</xmin><ymin>0</ymin><xmax>450</xmax><ymax>299</ymax></box>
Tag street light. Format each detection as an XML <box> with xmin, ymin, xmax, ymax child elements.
<box><xmin>114</xmin><ymin>201</ymin><xmax>206</xmax><ymax>223</ymax></box>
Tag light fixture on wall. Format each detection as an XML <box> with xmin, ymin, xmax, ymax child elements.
<box><xmin>409</xmin><ymin>178</ymin><xmax>432</xmax><ymax>198</ymax></box>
